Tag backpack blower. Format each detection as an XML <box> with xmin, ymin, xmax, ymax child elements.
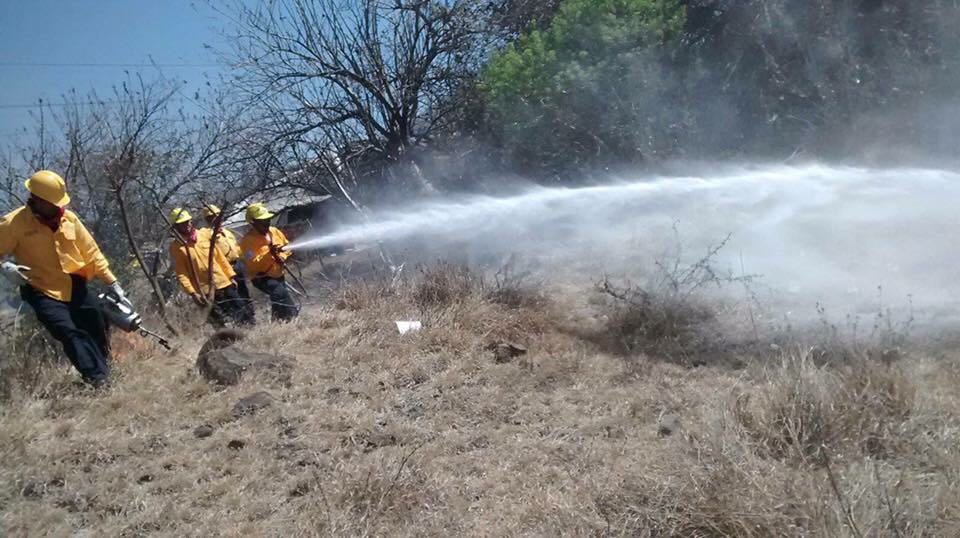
<box><xmin>97</xmin><ymin>292</ymin><xmax>172</xmax><ymax>350</ymax></box>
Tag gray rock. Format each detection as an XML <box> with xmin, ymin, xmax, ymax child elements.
<box><xmin>657</xmin><ymin>413</ymin><xmax>680</xmax><ymax>437</ymax></box>
<box><xmin>20</xmin><ymin>478</ymin><xmax>64</xmax><ymax>499</ymax></box>
<box><xmin>289</xmin><ymin>481</ymin><xmax>312</xmax><ymax>497</ymax></box>
<box><xmin>197</xmin><ymin>346</ymin><xmax>294</xmax><ymax>385</ymax></box>
<box><xmin>402</xmin><ymin>403</ymin><xmax>424</xmax><ymax>419</ymax></box>
<box><xmin>232</xmin><ymin>391</ymin><xmax>275</xmax><ymax>418</ymax></box>
<box><xmin>489</xmin><ymin>342</ymin><xmax>528</xmax><ymax>363</ymax></box>
<box><xmin>362</xmin><ymin>431</ymin><xmax>398</xmax><ymax>452</ymax></box>
<box><xmin>193</xmin><ymin>424</ymin><xmax>215</xmax><ymax>438</ymax></box>
<box><xmin>21</xmin><ymin>481</ymin><xmax>44</xmax><ymax>499</ymax></box>
<box><xmin>197</xmin><ymin>328</ymin><xmax>247</xmax><ymax>357</ymax></box>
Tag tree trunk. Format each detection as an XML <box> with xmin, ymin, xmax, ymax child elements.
<box><xmin>115</xmin><ymin>183</ymin><xmax>179</xmax><ymax>336</ymax></box>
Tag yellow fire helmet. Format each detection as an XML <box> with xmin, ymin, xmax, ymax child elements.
<box><xmin>203</xmin><ymin>204</ymin><xmax>221</xmax><ymax>218</ymax></box>
<box><xmin>169</xmin><ymin>207</ymin><xmax>192</xmax><ymax>224</ymax></box>
<box><xmin>25</xmin><ymin>170</ymin><xmax>71</xmax><ymax>207</ymax></box>
<box><xmin>245</xmin><ymin>202</ymin><xmax>274</xmax><ymax>223</ymax></box>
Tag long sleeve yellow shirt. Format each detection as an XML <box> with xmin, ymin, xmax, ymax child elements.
<box><xmin>168</xmin><ymin>228</ymin><xmax>236</xmax><ymax>296</ymax></box>
<box><xmin>239</xmin><ymin>226</ymin><xmax>291</xmax><ymax>279</ymax></box>
<box><xmin>198</xmin><ymin>226</ymin><xmax>241</xmax><ymax>263</ymax></box>
<box><xmin>0</xmin><ymin>206</ymin><xmax>116</xmax><ymax>302</ymax></box>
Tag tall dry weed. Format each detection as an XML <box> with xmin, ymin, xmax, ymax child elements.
<box><xmin>733</xmin><ymin>351</ymin><xmax>916</xmax><ymax>466</ymax></box>
<box><xmin>412</xmin><ymin>262</ymin><xmax>477</xmax><ymax>309</ymax></box>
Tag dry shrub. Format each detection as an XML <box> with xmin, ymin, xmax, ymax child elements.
<box><xmin>796</xmin><ymin>300</ymin><xmax>916</xmax><ymax>366</ymax></box>
<box><xmin>331</xmin><ymin>447</ymin><xmax>432</xmax><ymax>532</ymax></box>
<box><xmin>592</xmin><ymin>230</ymin><xmax>754</xmax><ymax>366</ymax></box>
<box><xmin>734</xmin><ymin>352</ymin><xmax>916</xmax><ymax>465</ymax></box>
<box><xmin>585</xmin><ymin>353</ymin><xmax>952</xmax><ymax>537</ymax></box>
<box><xmin>594</xmin><ymin>474</ymin><xmax>800</xmax><ymax>537</ymax></box>
<box><xmin>335</xmin><ymin>258</ymin><xmax>546</xmax><ymax>322</ymax></box>
<box><xmin>599</xmin><ymin>278</ymin><xmax>720</xmax><ymax>359</ymax></box>
<box><xmin>0</xmin><ymin>351</ymin><xmax>62</xmax><ymax>402</ymax></box>
<box><xmin>412</xmin><ymin>261</ymin><xmax>477</xmax><ymax>309</ymax></box>
<box><xmin>325</xmin><ymin>260</ymin><xmax>560</xmax><ymax>368</ymax></box>
<box><xmin>482</xmin><ymin>254</ymin><xmax>545</xmax><ymax>309</ymax></box>
<box><xmin>411</xmin><ymin>262</ymin><xmax>558</xmax><ymax>345</ymax></box>
<box><xmin>840</xmin><ymin>359</ymin><xmax>916</xmax><ymax>459</ymax></box>
<box><xmin>0</xmin><ymin>322</ymin><xmax>64</xmax><ymax>401</ymax></box>
<box><xmin>594</xmin><ymin>234</ymin><xmax>752</xmax><ymax>364</ymax></box>
<box><xmin>334</xmin><ymin>275</ymin><xmax>397</xmax><ymax>311</ymax></box>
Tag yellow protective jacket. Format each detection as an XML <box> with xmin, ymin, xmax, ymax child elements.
<box><xmin>239</xmin><ymin>226</ymin><xmax>291</xmax><ymax>279</ymax></box>
<box><xmin>169</xmin><ymin>228</ymin><xmax>236</xmax><ymax>296</ymax></box>
<box><xmin>198</xmin><ymin>226</ymin><xmax>241</xmax><ymax>263</ymax></box>
<box><xmin>0</xmin><ymin>206</ymin><xmax>116</xmax><ymax>302</ymax></box>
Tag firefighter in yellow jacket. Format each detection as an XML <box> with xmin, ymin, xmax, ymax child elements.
<box><xmin>200</xmin><ymin>204</ymin><xmax>255</xmax><ymax>324</ymax></box>
<box><xmin>0</xmin><ymin>170</ymin><xmax>132</xmax><ymax>387</ymax></box>
<box><xmin>239</xmin><ymin>203</ymin><xmax>299</xmax><ymax>321</ymax></box>
<box><xmin>168</xmin><ymin>208</ymin><xmax>252</xmax><ymax>326</ymax></box>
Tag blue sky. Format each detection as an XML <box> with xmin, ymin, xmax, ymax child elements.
<box><xmin>0</xmin><ymin>0</ymin><xmax>230</xmax><ymax>141</ymax></box>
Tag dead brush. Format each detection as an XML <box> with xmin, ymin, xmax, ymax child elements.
<box><xmin>411</xmin><ymin>261</ymin><xmax>478</xmax><ymax>309</ymax></box>
<box><xmin>733</xmin><ymin>351</ymin><xmax>916</xmax><ymax>466</ymax></box>
<box><xmin>482</xmin><ymin>254</ymin><xmax>545</xmax><ymax>309</ymax></box>
<box><xmin>839</xmin><ymin>359</ymin><xmax>916</xmax><ymax>459</ymax></box>
<box><xmin>593</xmin><ymin>464</ymin><xmax>800</xmax><ymax>537</ymax></box>
<box><xmin>408</xmin><ymin>260</ymin><xmax>556</xmax><ymax>345</ymax></box>
<box><xmin>733</xmin><ymin>356</ymin><xmax>837</xmax><ymax>465</ymax></box>
<box><xmin>330</xmin><ymin>260</ymin><xmax>558</xmax><ymax>350</ymax></box>
<box><xmin>334</xmin><ymin>275</ymin><xmax>398</xmax><ymax>311</ymax></box>
<box><xmin>596</xmin><ymin>232</ymin><xmax>755</xmax><ymax>363</ymax></box>
<box><xmin>0</xmin><ymin>317</ymin><xmax>63</xmax><ymax>401</ymax></box>
<box><xmin>803</xmin><ymin>293</ymin><xmax>915</xmax><ymax>365</ymax></box>
<box><xmin>599</xmin><ymin>278</ymin><xmax>718</xmax><ymax>358</ymax></box>
<box><xmin>330</xmin><ymin>445</ymin><xmax>430</xmax><ymax>533</ymax></box>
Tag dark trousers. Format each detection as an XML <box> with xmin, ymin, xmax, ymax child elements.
<box><xmin>209</xmin><ymin>284</ymin><xmax>255</xmax><ymax>327</ymax></box>
<box><xmin>21</xmin><ymin>276</ymin><xmax>110</xmax><ymax>383</ymax></box>
<box><xmin>231</xmin><ymin>261</ymin><xmax>256</xmax><ymax>324</ymax></box>
<box><xmin>251</xmin><ymin>276</ymin><xmax>299</xmax><ymax>322</ymax></box>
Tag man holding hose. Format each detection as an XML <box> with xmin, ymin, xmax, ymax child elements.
<box><xmin>239</xmin><ymin>203</ymin><xmax>299</xmax><ymax>322</ymax></box>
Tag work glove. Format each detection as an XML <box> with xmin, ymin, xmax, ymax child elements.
<box><xmin>1</xmin><ymin>261</ymin><xmax>31</xmax><ymax>286</ymax></box>
<box><xmin>191</xmin><ymin>293</ymin><xmax>209</xmax><ymax>307</ymax></box>
<box><xmin>109</xmin><ymin>281</ymin><xmax>133</xmax><ymax>309</ymax></box>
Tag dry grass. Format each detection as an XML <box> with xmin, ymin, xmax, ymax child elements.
<box><xmin>0</xmin><ymin>316</ymin><xmax>67</xmax><ymax>401</ymax></box>
<box><xmin>2</xmin><ymin>263</ymin><xmax>959</xmax><ymax>536</ymax></box>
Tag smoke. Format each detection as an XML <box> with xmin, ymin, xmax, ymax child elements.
<box><xmin>291</xmin><ymin>163</ymin><xmax>960</xmax><ymax>325</ymax></box>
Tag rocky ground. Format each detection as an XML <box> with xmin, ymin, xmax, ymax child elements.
<box><xmin>2</xmin><ymin>261</ymin><xmax>960</xmax><ymax>536</ymax></box>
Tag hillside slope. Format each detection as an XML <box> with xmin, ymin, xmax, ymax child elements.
<box><xmin>2</xmin><ymin>266</ymin><xmax>960</xmax><ymax>537</ymax></box>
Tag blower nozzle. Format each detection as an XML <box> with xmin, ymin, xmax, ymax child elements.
<box><xmin>97</xmin><ymin>292</ymin><xmax>172</xmax><ymax>350</ymax></box>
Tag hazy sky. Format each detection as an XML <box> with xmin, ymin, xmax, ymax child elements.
<box><xmin>0</xmin><ymin>0</ymin><xmax>229</xmax><ymax>142</ymax></box>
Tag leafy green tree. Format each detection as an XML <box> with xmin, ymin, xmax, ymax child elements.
<box><xmin>483</xmin><ymin>0</ymin><xmax>686</xmax><ymax>177</ymax></box>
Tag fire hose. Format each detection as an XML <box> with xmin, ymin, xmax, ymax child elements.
<box><xmin>269</xmin><ymin>245</ymin><xmax>309</xmax><ymax>298</ymax></box>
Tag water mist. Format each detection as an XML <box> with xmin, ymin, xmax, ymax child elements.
<box><xmin>289</xmin><ymin>163</ymin><xmax>960</xmax><ymax>325</ymax></box>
